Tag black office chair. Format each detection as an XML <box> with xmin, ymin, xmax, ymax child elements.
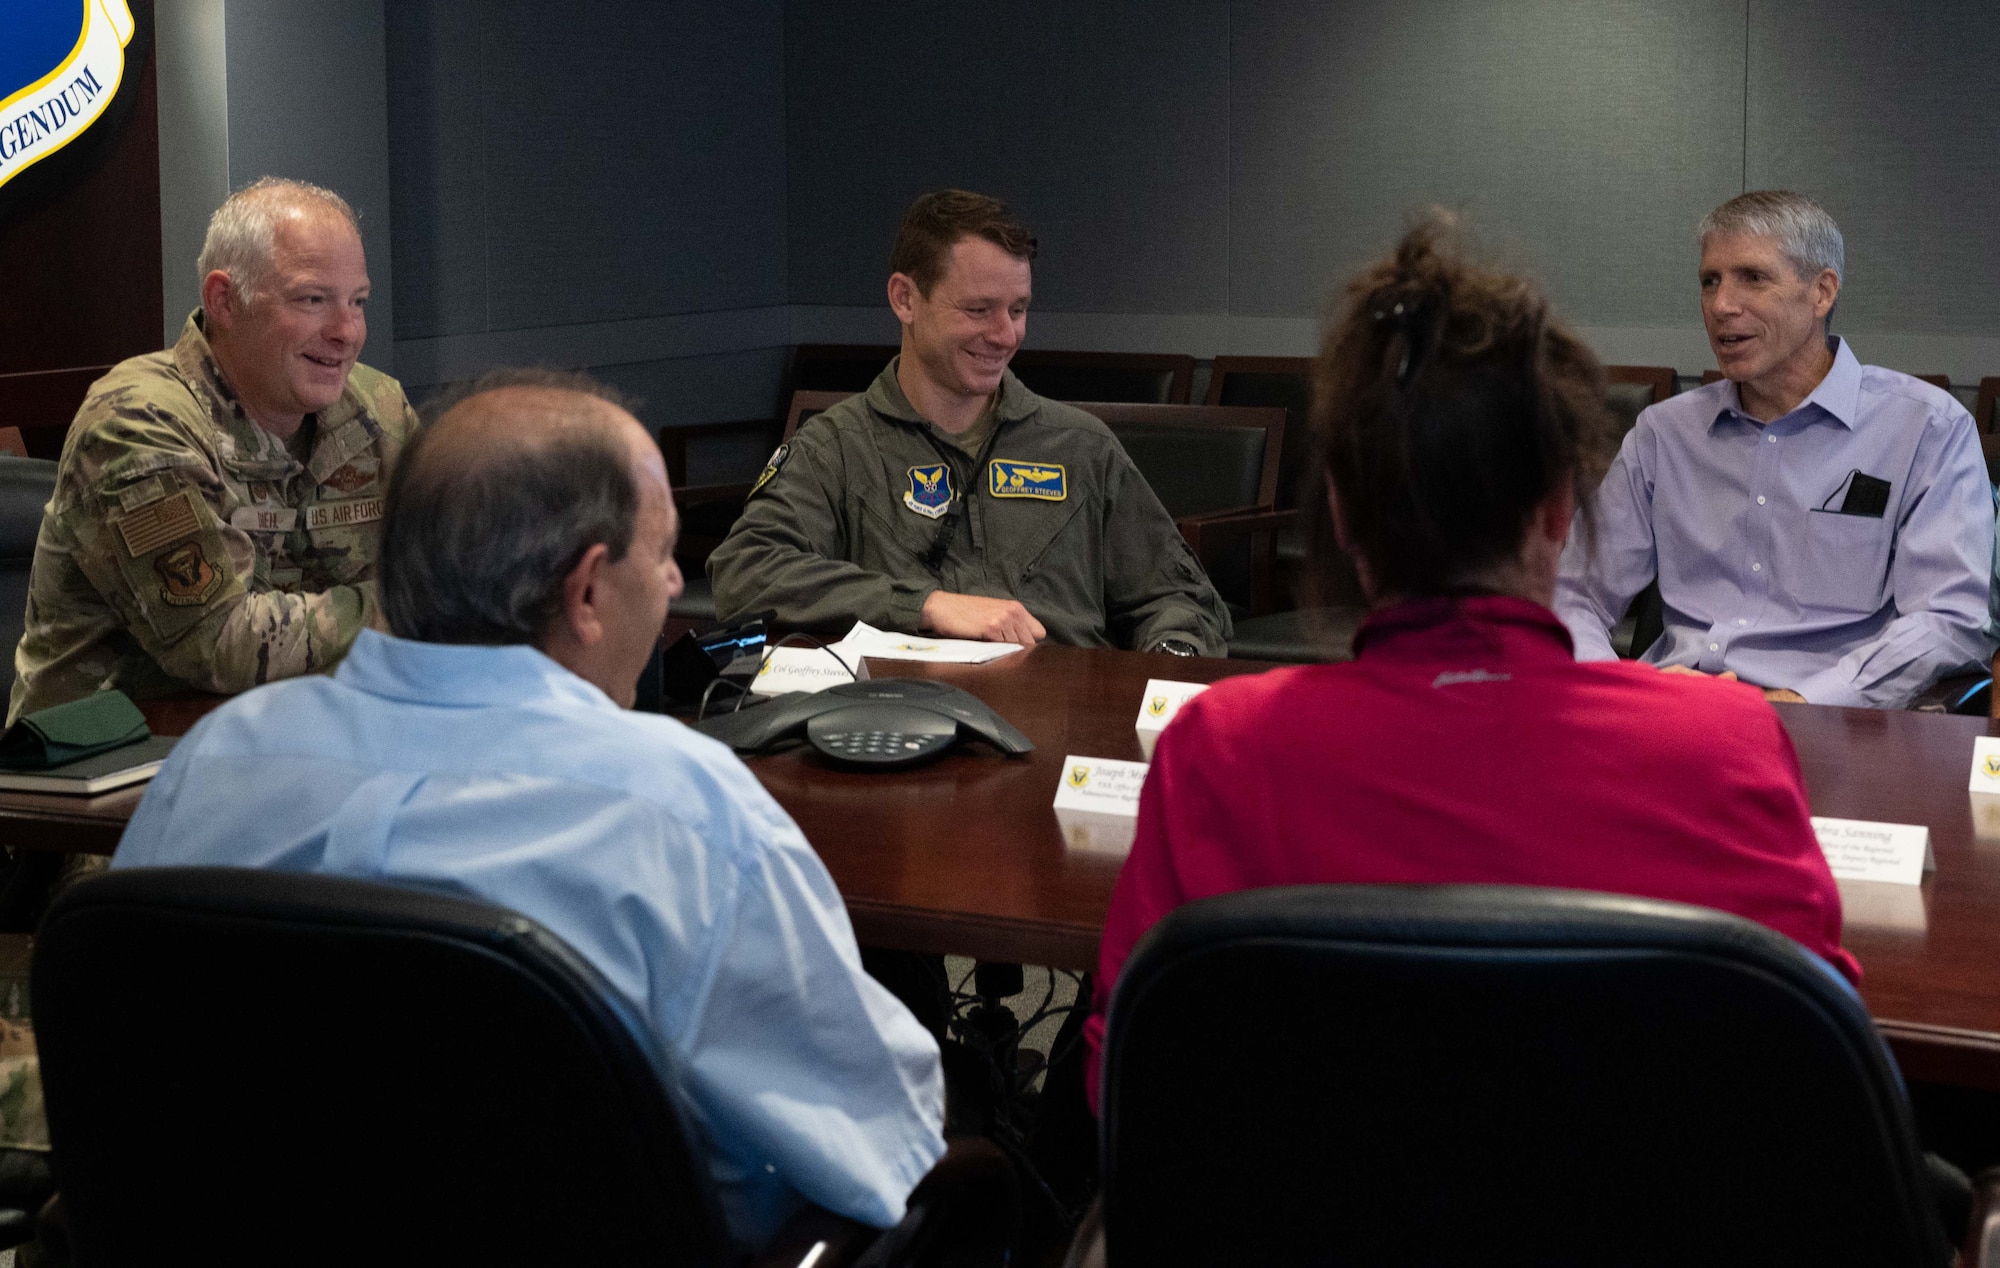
<box><xmin>1085</xmin><ymin>884</ymin><xmax>1987</xmax><ymax>1267</ymax></box>
<box><xmin>34</xmin><ymin>868</ymin><xmax>1011</xmax><ymax>1267</ymax></box>
<box><xmin>0</xmin><ymin>456</ymin><xmax>56</xmax><ymax>707</ymax></box>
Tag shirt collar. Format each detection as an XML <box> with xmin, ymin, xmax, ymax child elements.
<box><xmin>866</xmin><ymin>355</ymin><xmax>1038</xmax><ymax>427</ymax></box>
<box><xmin>1352</xmin><ymin>593</ymin><xmax>1576</xmax><ymax>661</ymax></box>
<box><xmin>1710</xmin><ymin>336</ymin><xmax>1863</xmax><ymax>433</ymax></box>
<box><xmin>170</xmin><ymin>307</ymin><xmax>379</xmax><ymax>476</ymax></box>
<box><xmin>334</xmin><ymin>628</ymin><xmax>614</xmax><ymax>711</ymax></box>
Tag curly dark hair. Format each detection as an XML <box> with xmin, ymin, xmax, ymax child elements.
<box><xmin>1301</xmin><ymin>211</ymin><xmax>1618</xmax><ymax>606</ymax></box>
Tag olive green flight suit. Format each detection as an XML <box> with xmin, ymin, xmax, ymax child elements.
<box><xmin>709</xmin><ymin>360</ymin><xmax>1231</xmax><ymax>654</ymax></box>
<box><xmin>8</xmin><ymin>312</ymin><xmax>420</xmax><ymax>722</ymax></box>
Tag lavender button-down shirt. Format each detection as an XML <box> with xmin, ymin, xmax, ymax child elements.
<box><xmin>1554</xmin><ymin>338</ymin><xmax>1994</xmax><ymax>708</ymax></box>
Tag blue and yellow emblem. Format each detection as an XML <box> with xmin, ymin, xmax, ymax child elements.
<box><xmin>1</xmin><ymin>0</ymin><xmax>137</xmax><ymax>196</ymax></box>
<box><xmin>989</xmin><ymin>460</ymin><xmax>1067</xmax><ymax>501</ymax></box>
<box><xmin>904</xmin><ymin>463</ymin><xmax>954</xmax><ymax>519</ymax></box>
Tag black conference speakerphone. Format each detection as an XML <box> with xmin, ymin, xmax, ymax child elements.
<box><xmin>695</xmin><ymin>679</ymin><xmax>1034</xmax><ymax>770</ymax></box>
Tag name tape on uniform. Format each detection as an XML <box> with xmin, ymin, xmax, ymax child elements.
<box><xmin>1970</xmin><ymin>737</ymin><xmax>2000</xmax><ymax>793</ymax></box>
<box><xmin>1052</xmin><ymin>754</ymin><xmax>1149</xmax><ymax>817</ymax></box>
<box><xmin>304</xmin><ymin>497</ymin><xmax>384</xmax><ymax>532</ymax></box>
<box><xmin>1811</xmin><ymin>816</ymin><xmax>1933</xmax><ymax>886</ymax></box>
<box><xmin>1134</xmin><ymin>678</ymin><xmax>1209</xmax><ymax>761</ymax></box>
<box><xmin>750</xmin><ymin>645</ymin><xmax>865</xmax><ymax>697</ymax></box>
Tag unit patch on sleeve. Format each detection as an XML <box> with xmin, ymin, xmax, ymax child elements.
<box><xmin>988</xmin><ymin>460</ymin><xmax>1067</xmax><ymax>501</ymax></box>
<box><xmin>751</xmin><ymin>443</ymin><xmax>791</xmax><ymax>496</ymax></box>
<box><xmin>155</xmin><ymin>541</ymin><xmax>223</xmax><ymax>606</ymax></box>
<box><xmin>116</xmin><ymin>488</ymin><xmax>204</xmax><ymax>558</ymax></box>
<box><xmin>904</xmin><ymin>463</ymin><xmax>955</xmax><ymax>519</ymax></box>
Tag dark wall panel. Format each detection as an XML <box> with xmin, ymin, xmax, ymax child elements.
<box><xmin>1230</xmin><ymin>0</ymin><xmax>1746</xmax><ymax>325</ymax></box>
<box><xmin>1746</xmin><ymin>0</ymin><xmax>2000</xmax><ymax>338</ymax></box>
<box><xmin>387</xmin><ymin>0</ymin><xmax>787</xmax><ymax>341</ymax></box>
<box><xmin>785</xmin><ymin>0</ymin><xmax>1231</xmax><ymax>314</ymax></box>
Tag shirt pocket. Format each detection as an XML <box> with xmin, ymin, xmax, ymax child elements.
<box><xmin>1786</xmin><ymin>511</ymin><xmax>1889</xmax><ymax>613</ymax></box>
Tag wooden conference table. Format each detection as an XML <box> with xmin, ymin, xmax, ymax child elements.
<box><xmin>3</xmin><ymin>643</ymin><xmax>2000</xmax><ymax>1090</ymax></box>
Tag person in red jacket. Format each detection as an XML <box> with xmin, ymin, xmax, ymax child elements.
<box><xmin>1085</xmin><ymin>215</ymin><xmax>1857</xmax><ymax>1114</ymax></box>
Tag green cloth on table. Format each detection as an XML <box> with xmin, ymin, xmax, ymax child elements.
<box><xmin>0</xmin><ymin>690</ymin><xmax>149</xmax><ymax>770</ymax></box>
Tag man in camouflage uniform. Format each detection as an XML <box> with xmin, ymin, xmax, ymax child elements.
<box><xmin>709</xmin><ymin>190</ymin><xmax>1230</xmax><ymax>656</ymax></box>
<box><xmin>10</xmin><ymin>177</ymin><xmax>418</xmax><ymax>722</ymax></box>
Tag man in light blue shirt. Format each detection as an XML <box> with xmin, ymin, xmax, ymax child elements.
<box><xmin>1555</xmin><ymin>191</ymin><xmax>1993</xmax><ymax>708</ymax></box>
<box><xmin>115</xmin><ymin>371</ymin><xmax>946</xmax><ymax>1247</ymax></box>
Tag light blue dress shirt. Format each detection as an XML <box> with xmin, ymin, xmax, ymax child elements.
<box><xmin>1555</xmin><ymin>338</ymin><xmax>1994</xmax><ymax>707</ymax></box>
<box><xmin>115</xmin><ymin>629</ymin><xmax>946</xmax><ymax>1247</ymax></box>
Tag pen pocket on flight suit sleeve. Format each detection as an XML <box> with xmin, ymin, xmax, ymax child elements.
<box><xmin>1790</xmin><ymin>512</ymin><xmax>1889</xmax><ymax>613</ymax></box>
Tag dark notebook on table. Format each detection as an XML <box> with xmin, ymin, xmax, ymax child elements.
<box><xmin>0</xmin><ymin>691</ymin><xmax>176</xmax><ymax>794</ymax></box>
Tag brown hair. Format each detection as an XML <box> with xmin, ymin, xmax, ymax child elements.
<box><xmin>889</xmin><ymin>190</ymin><xmax>1038</xmax><ymax>296</ymax></box>
<box><xmin>1302</xmin><ymin>213</ymin><xmax>1617</xmax><ymax>606</ymax></box>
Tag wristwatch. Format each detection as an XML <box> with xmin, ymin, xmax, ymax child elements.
<box><xmin>1151</xmin><ymin>638</ymin><xmax>1200</xmax><ymax>658</ymax></box>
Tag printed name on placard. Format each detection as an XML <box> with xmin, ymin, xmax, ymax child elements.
<box><xmin>1811</xmin><ymin>816</ymin><xmax>1933</xmax><ymax>887</ymax></box>
<box><xmin>1051</xmin><ymin>754</ymin><xmax>1149</xmax><ymax>817</ymax></box>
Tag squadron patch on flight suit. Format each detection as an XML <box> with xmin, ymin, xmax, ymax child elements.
<box><xmin>988</xmin><ymin>460</ymin><xmax>1067</xmax><ymax>501</ymax></box>
<box><xmin>904</xmin><ymin>463</ymin><xmax>954</xmax><ymax>519</ymax></box>
<box><xmin>155</xmin><ymin>541</ymin><xmax>222</xmax><ymax>606</ymax></box>
<box><xmin>750</xmin><ymin>444</ymin><xmax>790</xmax><ymax>497</ymax></box>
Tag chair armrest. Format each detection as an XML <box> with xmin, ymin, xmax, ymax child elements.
<box><xmin>748</xmin><ymin>1202</ymin><xmax>879</xmax><ymax>1268</ymax></box>
<box><xmin>1178</xmin><ymin>508</ymin><xmax>1299</xmax><ymax>617</ymax></box>
<box><xmin>746</xmin><ymin>1138</ymin><xmax>1018</xmax><ymax>1268</ymax></box>
<box><xmin>1175</xmin><ymin>506</ymin><xmax>1296</xmax><ymax>556</ymax></box>
<box><xmin>1962</xmin><ymin>1164</ymin><xmax>2000</xmax><ymax>1267</ymax></box>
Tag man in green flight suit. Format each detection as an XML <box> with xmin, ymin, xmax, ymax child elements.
<box><xmin>9</xmin><ymin>177</ymin><xmax>420</xmax><ymax>722</ymax></box>
<box><xmin>709</xmin><ymin>189</ymin><xmax>1231</xmax><ymax>656</ymax></box>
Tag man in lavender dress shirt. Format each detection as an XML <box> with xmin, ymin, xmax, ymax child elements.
<box><xmin>1555</xmin><ymin>191</ymin><xmax>1993</xmax><ymax>708</ymax></box>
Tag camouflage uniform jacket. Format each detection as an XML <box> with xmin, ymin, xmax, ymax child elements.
<box><xmin>708</xmin><ymin>360</ymin><xmax>1231</xmax><ymax>654</ymax></box>
<box><xmin>8</xmin><ymin>312</ymin><xmax>420</xmax><ymax>722</ymax></box>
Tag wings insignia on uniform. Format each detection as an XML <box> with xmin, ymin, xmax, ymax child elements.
<box><xmin>988</xmin><ymin>460</ymin><xmax>1067</xmax><ymax>501</ymax></box>
<box><xmin>903</xmin><ymin>462</ymin><xmax>954</xmax><ymax>519</ymax></box>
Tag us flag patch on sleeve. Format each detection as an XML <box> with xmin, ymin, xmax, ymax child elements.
<box><xmin>116</xmin><ymin>489</ymin><xmax>203</xmax><ymax>558</ymax></box>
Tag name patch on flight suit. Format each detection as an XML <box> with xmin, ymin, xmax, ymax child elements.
<box><xmin>988</xmin><ymin>460</ymin><xmax>1066</xmax><ymax>501</ymax></box>
<box><xmin>304</xmin><ymin>497</ymin><xmax>385</xmax><ymax>532</ymax></box>
<box><xmin>904</xmin><ymin>463</ymin><xmax>954</xmax><ymax>519</ymax></box>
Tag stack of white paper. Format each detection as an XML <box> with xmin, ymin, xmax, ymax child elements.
<box><xmin>829</xmin><ymin>620</ymin><xmax>1024</xmax><ymax>665</ymax></box>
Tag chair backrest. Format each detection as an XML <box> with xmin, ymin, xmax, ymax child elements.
<box><xmin>1977</xmin><ymin>377</ymin><xmax>2000</xmax><ymax>436</ymax></box>
<box><xmin>1099</xmin><ymin>884</ymin><xmax>1944</xmax><ymax>1268</ymax></box>
<box><xmin>0</xmin><ymin>457</ymin><xmax>55</xmax><ymax>707</ymax></box>
<box><xmin>0</xmin><ymin>366</ymin><xmax>108</xmax><ymax>460</ymax></box>
<box><xmin>1205</xmin><ymin>356</ymin><xmax>1314</xmax><ymax>510</ymax></box>
<box><xmin>785</xmin><ymin>389</ymin><xmax>862</xmax><ymax>442</ymax></box>
<box><xmin>1008</xmin><ymin>351</ymin><xmax>1194</xmax><ymax>405</ymax></box>
<box><xmin>35</xmin><ymin>867</ymin><xmax>734</xmax><ymax>1266</ymax></box>
<box><xmin>1071</xmin><ymin>403</ymin><xmax>1284</xmax><ymax>519</ymax></box>
<box><xmin>787</xmin><ymin>344</ymin><xmax>898</xmax><ymax>398</ymax></box>
<box><xmin>1603</xmin><ymin>364</ymin><xmax>1678</xmax><ymax>436</ymax></box>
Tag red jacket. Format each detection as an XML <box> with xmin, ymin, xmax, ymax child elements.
<box><xmin>1087</xmin><ymin>595</ymin><xmax>1857</xmax><ymax>1112</ymax></box>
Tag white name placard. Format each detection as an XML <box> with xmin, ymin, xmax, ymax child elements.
<box><xmin>1970</xmin><ymin>737</ymin><xmax>2000</xmax><ymax>794</ymax></box>
<box><xmin>1134</xmin><ymin>679</ymin><xmax>1209</xmax><ymax>761</ymax></box>
<box><xmin>1051</xmin><ymin>754</ymin><xmax>1149</xmax><ymax>817</ymax></box>
<box><xmin>1055</xmin><ymin>807</ymin><xmax>1137</xmax><ymax>856</ymax></box>
<box><xmin>749</xmin><ymin>645</ymin><xmax>865</xmax><ymax>697</ymax></box>
<box><xmin>1811</xmin><ymin>816</ymin><xmax>1933</xmax><ymax>886</ymax></box>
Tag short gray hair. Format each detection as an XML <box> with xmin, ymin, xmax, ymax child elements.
<box><xmin>1698</xmin><ymin>190</ymin><xmax>1844</xmax><ymax>283</ymax></box>
<box><xmin>197</xmin><ymin>176</ymin><xmax>360</xmax><ymax>309</ymax></box>
<box><xmin>380</xmin><ymin>370</ymin><xmax>643</xmax><ymax>646</ymax></box>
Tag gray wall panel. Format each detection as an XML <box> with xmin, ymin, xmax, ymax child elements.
<box><xmin>384</xmin><ymin>0</ymin><xmax>488</xmax><ymax>340</ymax></box>
<box><xmin>1746</xmin><ymin>0</ymin><xmax>2000</xmax><ymax>340</ymax></box>
<box><xmin>1230</xmin><ymin>0</ymin><xmax>1746</xmax><ymax>327</ymax></box>
<box><xmin>223</xmin><ymin>0</ymin><xmax>397</xmax><ymax>371</ymax></box>
<box><xmin>785</xmin><ymin>0</ymin><xmax>1231</xmax><ymax>314</ymax></box>
<box><xmin>477</xmin><ymin>0</ymin><xmax>787</xmax><ymax>330</ymax></box>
